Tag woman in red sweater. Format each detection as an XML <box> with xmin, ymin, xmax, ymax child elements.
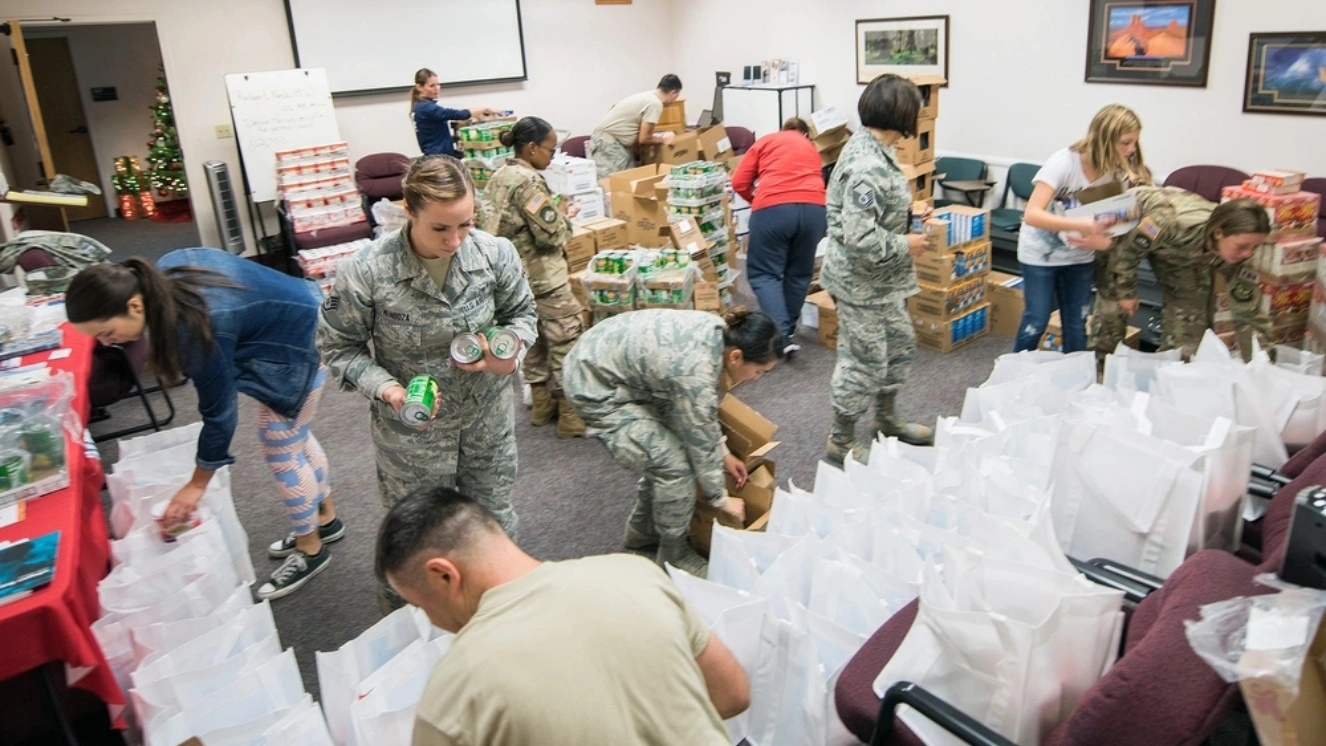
<box><xmin>731</xmin><ymin>118</ymin><xmax>827</xmax><ymax>358</ymax></box>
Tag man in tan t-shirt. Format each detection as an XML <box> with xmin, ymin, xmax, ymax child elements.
<box><xmin>377</xmin><ymin>485</ymin><xmax>748</xmax><ymax>746</ymax></box>
<box><xmin>590</xmin><ymin>74</ymin><xmax>684</xmax><ymax>179</ymax></box>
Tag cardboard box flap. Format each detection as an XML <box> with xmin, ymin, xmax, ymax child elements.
<box><xmin>719</xmin><ymin>394</ymin><xmax>779</xmax><ymax>466</ymax></box>
<box><xmin>608</xmin><ymin>164</ymin><xmax>663</xmax><ymax>198</ymax></box>
<box><xmin>901</xmin><ymin>161</ymin><xmax>937</xmax><ymax>179</ymax></box>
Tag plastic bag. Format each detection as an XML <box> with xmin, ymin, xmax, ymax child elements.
<box><xmin>1184</xmin><ymin>586</ymin><xmax>1326</xmax><ymax>695</ymax></box>
<box><xmin>316</xmin><ymin>606</ymin><xmax>426</xmax><ymax>746</ymax></box>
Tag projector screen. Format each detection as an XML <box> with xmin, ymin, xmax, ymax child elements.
<box><xmin>284</xmin><ymin>0</ymin><xmax>527</xmax><ymax>96</ymax></box>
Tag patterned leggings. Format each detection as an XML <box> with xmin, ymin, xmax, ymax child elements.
<box><xmin>257</xmin><ymin>368</ymin><xmax>329</xmax><ymax>536</ymax></box>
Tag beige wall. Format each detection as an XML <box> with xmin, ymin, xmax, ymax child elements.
<box><xmin>4</xmin><ymin>0</ymin><xmax>674</xmax><ymax>253</ymax></box>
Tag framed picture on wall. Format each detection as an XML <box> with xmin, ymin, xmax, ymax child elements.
<box><xmin>1085</xmin><ymin>0</ymin><xmax>1216</xmax><ymax>87</ymax></box>
<box><xmin>1243</xmin><ymin>31</ymin><xmax>1326</xmax><ymax>117</ymax></box>
<box><xmin>856</xmin><ymin>16</ymin><xmax>950</xmax><ymax>84</ymax></box>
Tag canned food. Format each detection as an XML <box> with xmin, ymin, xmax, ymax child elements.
<box><xmin>452</xmin><ymin>332</ymin><xmax>485</xmax><ymax>365</ymax></box>
<box><xmin>484</xmin><ymin>328</ymin><xmax>521</xmax><ymax>360</ymax></box>
<box><xmin>0</xmin><ymin>449</ymin><xmax>29</xmax><ymax>491</ymax></box>
<box><xmin>400</xmin><ymin>375</ymin><xmax>439</xmax><ymax>424</ymax></box>
<box><xmin>151</xmin><ymin>501</ymin><xmax>203</xmax><ymax>543</ymax></box>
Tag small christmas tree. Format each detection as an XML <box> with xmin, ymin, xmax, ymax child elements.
<box><xmin>146</xmin><ymin>69</ymin><xmax>188</xmax><ymax>199</ymax></box>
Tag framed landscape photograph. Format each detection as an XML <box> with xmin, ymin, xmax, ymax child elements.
<box><xmin>1243</xmin><ymin>31</ymin><xmax>1326</xmax><ymax>117</ymax></box>
<box><xmin>1085</xmin><ymin>0</ymin><xmax>1216</xmax><ymax>87</ymax></box>
<box><xmin>856</xmin><ymin>16</ymin><xmax>949</xmax><ymax>84</ymax></box>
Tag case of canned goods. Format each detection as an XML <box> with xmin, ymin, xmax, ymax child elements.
<box><xmin>0</xmin><ymin>371</ymin><xmax>74</xmax><ymax>508</ymax></box>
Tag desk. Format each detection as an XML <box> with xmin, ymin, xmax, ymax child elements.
<box><xmin>720</xmin><ymin>84</ymin><xmax>815</xmax><ymax>137</ymax></box>
<box><xmin>938</xmin><ymin>179</ymin><xmax>997</xmax><ymax>207</ymax></box>
<box><xmin>0</xmin><ymin>325</ymin><xmax>120</xmax><ymax>715</ymax></box>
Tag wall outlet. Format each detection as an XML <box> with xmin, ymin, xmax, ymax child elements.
<box><xmin>215</xmin><ymin>124</ymin><xmax>234</xmax><ymax>139</ymax></box>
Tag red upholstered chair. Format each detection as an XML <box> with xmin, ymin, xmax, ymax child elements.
<box><xmin>724</xmin><ymin>126</ymin><xmax>756</xmax><ymax>156</ymax></box>
<box><xmin>1163</xmin><ymin>165</ymin><xmax>1250</xmax><ymax>204</ymax></box>
<box><xmin>560</xmin><ymin>135</ymin><xmax>589</xmax><ymax>159</ymax></box>
<box><xmin>1301</xmin><ymin>177</ymin><xmax>1326</xmax><ymax>239</ymax></box>
<box><xmin>836</xmin><ymin>549</ymin><xmax>1270</xmax><ymax>746</ymax></box>
<box><xmin>354</xmin><ymin>152</ymin><xmax>410</xmax><ymax>203</ymax></box>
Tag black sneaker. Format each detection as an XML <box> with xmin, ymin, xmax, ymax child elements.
<box><xmin>784</xmin><ymin>342</ymin><xmax>801</xmax><ymax>360</ymax></box>
<box><xmin>267</xmin><ymin>517</ymin><xmax>346</xmax><ymax>558</ymax></box>
<box><xmin>256</xmin><ymin>548</ymin><xmax>331</xmax><ymax>600</ymax></box>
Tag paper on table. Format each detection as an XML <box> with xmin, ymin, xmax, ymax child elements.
<box><xmin>0</xmin><ymin>503</ymin><xmax>22</xmax><ymax>528</ymax></box>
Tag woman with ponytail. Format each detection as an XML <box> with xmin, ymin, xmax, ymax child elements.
<box><xmin>479</xmin><ymin>116</ymin><xmax>586</xmax><ymax>436</ymax></box>
<box><xmin>409</xmin><ymin>67</ymin><xmax>498</xmax><ymax>157</ymax></box>
<box><xmin>563</xmin><ymin>308</ymin><xmax>783</xmax><ymax>577</ymax></box>
<box><xmin>67</xmin><ymin>248</ymin><xmax>337</xmax><ymax>600</ymax></box>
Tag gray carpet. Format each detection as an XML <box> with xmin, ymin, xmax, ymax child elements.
<box><xmin>90</xmin><ymin>286</ymin><xmax>1011</xmax><ymax>700</ymax></box>
<box><xmin>71</xmin><ymin>216</ymin><xmax>201</xmax><ymax>264</ymax></box>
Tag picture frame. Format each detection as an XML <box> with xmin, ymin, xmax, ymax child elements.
<box><xmin>1243</xmin><ymin>31</ymin><xmax>1326</xmax><ymax>117</ymax></box>
<box><xmin>856</xmin><ymin>16</ymin><xmax>950</xmax><ymax>85</ymax></box>
<box><xmin>1085</xmin><ymin>0</ymin><xmax>1216</xmax><ymax>87</ymax></box>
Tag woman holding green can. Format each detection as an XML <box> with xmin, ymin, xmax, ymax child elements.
<box><xmin>318</xmin><ymin>155</ymin><xmax>537</xmax><ymax>550</ymax></box>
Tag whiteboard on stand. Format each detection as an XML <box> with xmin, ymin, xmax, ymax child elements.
<box><xmin>224</xmin><ymin>68</ymin><xmax>342</xmax><ymax>203</ymax></box>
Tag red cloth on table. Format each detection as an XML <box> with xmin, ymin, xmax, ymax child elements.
<box><xmin>0</xmin><ymin>323</ymin><xmax>121</xmax><ymax>711</ymax></box>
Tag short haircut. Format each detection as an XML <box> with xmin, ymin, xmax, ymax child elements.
<box><xmin>658</xmin><ymin>74</ymin><xmax>683</xmax><ymax>93</ymax></box>
<box><xmin>857</xmin><ymin>74</ymin><xmax>921</xmax><ymax>138</ymax></box>
<box><xmin>782</xmin><ymin>117</ymin><xmax>810</xmax><ymax>136</ymax></box>
<box><xmin>375</xmin><ymin>486</ymin><xmax>502</xmax><ymax>583</ymax></box>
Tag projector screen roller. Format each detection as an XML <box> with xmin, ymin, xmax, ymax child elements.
<box><xmin>284</xmin><ymin>0</ymin><xmax>527</xmax><ymax>96</ymax></box>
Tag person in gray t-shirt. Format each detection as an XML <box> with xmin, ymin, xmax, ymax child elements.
<box><xmin>590</xmin><ymin>74</ymin><xmax>683</xmax><ymax>178</ymax></box>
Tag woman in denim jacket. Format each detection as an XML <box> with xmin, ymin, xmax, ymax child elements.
<box><xmin>68</xmin><ymin>248</ymin><xmax>338</xmax><ymax>600</ymax></box>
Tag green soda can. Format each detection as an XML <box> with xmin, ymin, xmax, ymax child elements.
<box><xmin>0</xmin><ymin>449</ymin><xmax>30</xmax><ymax>491</ymax></box>
<box><xmin>484</xmin><ymin>327</ymin><xmax>521</xmax><ymax>360</ymax></box>
<box><xmin>400</xmin><ymin>375</ymin><xmax>439</xmax><ymax>425</ymax></box>
<box><xmin>452</xmin><ymin>332</ymin><xmax>485</xmax><ymax>365</ymax></box>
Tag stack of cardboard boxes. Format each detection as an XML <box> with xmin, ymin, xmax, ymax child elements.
<box><xmin>566</xmin><ymin>217</ymin><xmax>629</xmax><ymax>329</ymax></box>
<box><xmin>899</xmin><ymin>76</ymin><xmax>944</xmax><ymax>204</ymax></box>
<box><xmin>807</xmin><ymin>105</ymin><xmax>852</xmax><ymax>169</ymax></box>
<box><xmin>1220</xmin><ymin>169</ymin><xmax>1323</xmax><ymax>349</ymax></box>
<box><xmin>544</xmin><ymin>155</ymin><xmax>606</xmax><ymax>221</ymax></box>
<box><xmin>909</xmin><ymin>205</ymin><xmax>993</xmax><ymax>352</ymax></box>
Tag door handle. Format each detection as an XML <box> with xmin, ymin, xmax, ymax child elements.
<box><xmin>68</xmin><ymin>125</ymin><xmax>89</xmax><ymax>135</ymax></box>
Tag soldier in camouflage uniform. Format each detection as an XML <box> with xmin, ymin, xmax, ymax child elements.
<box><xmin>318</xmin><ymin>156</ymin><xmax>537</xmax><ymax>544</ymax></box>
<box><xmin>563</xmin><ymin>309</ymin><xmax>781</xmax><ymax>577</ymax></box>
<box><xmin>821</xmin><ymin>75</ymin><xmax>933</xmax><ymax>467</ymax></box>
<box><xmin>479</xmin><ymin>117</ymin><xmax>586</xmax><ymax>437</ymax></box>
<box><xmin>1087</xmin><ymin>187</ymin><xmax>1273</xmax><ymax>361</ymax></box>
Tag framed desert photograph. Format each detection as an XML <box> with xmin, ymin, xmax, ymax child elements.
<box><xmin>1085</xmin><ymin>0</ymin><xmax>1216</xmax><ymax>86</ymax></box>
<box><xmin>856</xmin><ymin>16</ymin><xmax>950</xmax><ymax>84</ymax></box>
<box><xmin>1243</xmin><ymin>31</ymin><xmax>1326</xmax><ymax>117</ymax></box>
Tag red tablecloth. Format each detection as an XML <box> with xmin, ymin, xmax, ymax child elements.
<box><xmin>0</xmin><ymin>323</ymin><xmax>121</xmax><ymax>710</ymax></box>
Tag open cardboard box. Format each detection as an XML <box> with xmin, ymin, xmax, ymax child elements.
<box><xmin>608</xmin><ymin>165</ymin><xmax>671</xmax><ymax>247</ymax></box>
<box><xmin>696</xmin><ymin>126</ymin><xmax>734</xmax><ymax>162</ymax></box>
<box><xmin>689</xmin><ymin>394</ymin><xmax>780</xmax><ymax>554</ymax></box>
<box><xmin>642</xmin><ymin>131</ymin><xmax>700</xmax><ymax>166</ymax></box>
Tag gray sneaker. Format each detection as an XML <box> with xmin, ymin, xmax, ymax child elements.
<box><xmin>256</xmin><ymin>548</ymin><xmax>331</xmax><ymax>600</ymax></box>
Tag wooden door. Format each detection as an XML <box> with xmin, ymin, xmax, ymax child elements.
<box><xmin>7</xmin><ymin>20</ymin><xmax>68</xmax><ymax>230</ymax></box>
<box><xmin>27</xmin><ymin>35</ymin><xmax>107</xmax><ymax>220</ymax></box>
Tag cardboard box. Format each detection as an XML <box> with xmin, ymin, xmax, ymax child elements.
<box><xmin>1257</xmin><ymin>237</ymin><xmax>1321</xmax><ymax>280</ymax></box>
<box><xmin>564</xmin><ymin>226</ymin><xmax>597</xmax><ymax>273</ymax></box>
<box><xmin>608</xmin><ymin>166</ymin><xmax>671</xmax><ymax>247</ymax></box>
<box><xmin>694</xmin><ymin>281</ymin><xmax>721</xmax><ymax>313</ymax></box>
<box><xmin>696</xmin><ymin>126</ymin><xmax>734</xmax><ymax>162</ymax></box>
<box><xmin>1222</xmin><ymin>186</ymin><xmax>1321</xmax><ymax>240</ymax></box>
<box><xmin>813</xmin><ymin>128</ymin><xmax>852</xmax><ymax>167</ymax></box>
<box><xmin>642</xmin><ymin>131</ymin><xmax>700</xmax><ymax>166</ymax></box>
<box><xmin>608</xmin><ymin>164</ymin><xmax>665</xmax><ymax>198</ymax></box>
<box><xmin>912</xmin><ymin>241</ymin><xmax>991</xmax><ymax>287</ymax></box>
<box><xmin>986</xmin><ymin>271</ymin><xmax>1025</xmax><ymax>338</ymax></box>
<box><xmin>806</xmin><ymin>105</ymin><xmax>850</xmax><ymax>139</ymax></box>
<box><xmin>913</xmin><ymin>302</ymin><xmax>989</xmax><ymax>353</ymax></box>
<box><xmin>565</xmin><ymin>188</ymin><xmax>606</xmax><ymax>221</ymax></box>
<box><xmin>1259</xmin><ymin>274</ymin><xmax>1315</xmax><ymax>317</ymax></box>
<box><xmin>669</xmin><ymin>216</ymin><xmax>707</xmax><ymax>254</ymax></box>
<box><xmin>1238</xmin><ymin>600</ymin><xmax>1326</xmax><ymax>746</ymax></box>
<box><xmin>906</xmin><ymin>275</ymin><xmax>986</xmax><ymax>320</ymax></box>
<box><xmin>901</xmin><ymin>161</ymin><xmax>937</xmax><ymax>202</ymax></box>
<box><xmin>718</xmin><ymin>393</ymin><xmax>781</xmax><ymax>470</ymax></box>
<box><xmin>908</xmin><ymin>75</ymin><xmax>946</xmax><ymax>120</ymax></box>
<box><xmin>575</xmin><ymin>216</ymin><xmax>629</xmax><ymax>252</ymax></box>
<box><xmin>656</xmin><ymin>99</ymin><xmax>686</xmax><ymax>133</ymax></box>
<box><xmin>569</xmin><ymin>269</ymin><xmax>588</xmax><ymax>307</ymax></box>
<box><xmin>1247</xmin><ymin>169</ymin><xmax>1306</xmax><ymax>196</ymax></box>
<box><xmin>927</xmin><ymin>205</ymin><xmax>990</xmax><ymax>253</ymax></box>
<box><xmin>895</xmin><ymin>117</ymin><xmax>936</xmax><ymax>166</ymax></box>
<box><xmin>690</xmin><ymin>462</ymin><xmax>775</xmax><ymax>555</ymax></box>
<box><xmin>544</xmin><ymin>157</ymin><xmax>598</xmax><ymax>195</ymax></box>
<box><xmin>806</xmin><ymin>291</ymin><xmax>838</xmax><ymax>348</ymax></box>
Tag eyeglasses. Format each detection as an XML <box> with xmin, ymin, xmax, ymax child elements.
<box><xmin>531</xmin><ymin>142</ymin><xmax>556</xmax><ymax>154</ymax></box>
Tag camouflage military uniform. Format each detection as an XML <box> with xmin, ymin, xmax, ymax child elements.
<box><xmin>563</xmin><ymin>311</ymin><xmax>730</xmax><ymax>568</ymax></box>
<box><xmin>1090</xmin><ymin>186</ymin><xmax>1273</xmax><ymax>361</ymax></box>
<box><xmin>479</xmin><ymin>158</ymin><xmax>584</xmax><ymax>394</ymax></box>
<box><xmin>589</xmin><ymin>134</ymin><xmax>634</xmax><ymax>180</ymax></box>
<box><xmin>317</xmin><ymin>226</ymin><xmax>537</xmax><ymax>537</ymax></box>
<box><xmin>821</xmin><ymin>129</ymin><xmax>919</xmax><ymax>421</ymax></box>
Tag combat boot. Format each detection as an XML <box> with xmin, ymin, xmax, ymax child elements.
<box><xmin>623</xmin><ymin>501</ymin><xmax>659</xmax><ymax>551</ymax></box>
<box><xmin>826</xmin><ymin>412</ymin><xmax>870</xmax><ymax>466</ymax></box>
<box><xmin>529</xmin><ymin>383</ymin><xmax>555</xmax><ymax>427</ymax></box>
<box><xmin>657</xmin><ymin>535</ymin><xmax>708</xmax><ymax>577</ymax></box>
<box><xmin>556</xmin><ymin>398</ymin><xmax>586</xmax><ymax>438</ymax></box>
<box><xmin>873</xmin><ymin>392</ymin><xmax>933</xmax><ymax>446</ymax></box>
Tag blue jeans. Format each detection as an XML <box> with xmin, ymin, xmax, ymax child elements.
<box><xmin>746</xmin><ymin>203</ymin><xmax>826</xmax><ymax>340</ymax></box>
<box><xmin>1013</xmin><ymin>262</ymin><xmax>1095</xmax><ymax>353</ymax></box>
